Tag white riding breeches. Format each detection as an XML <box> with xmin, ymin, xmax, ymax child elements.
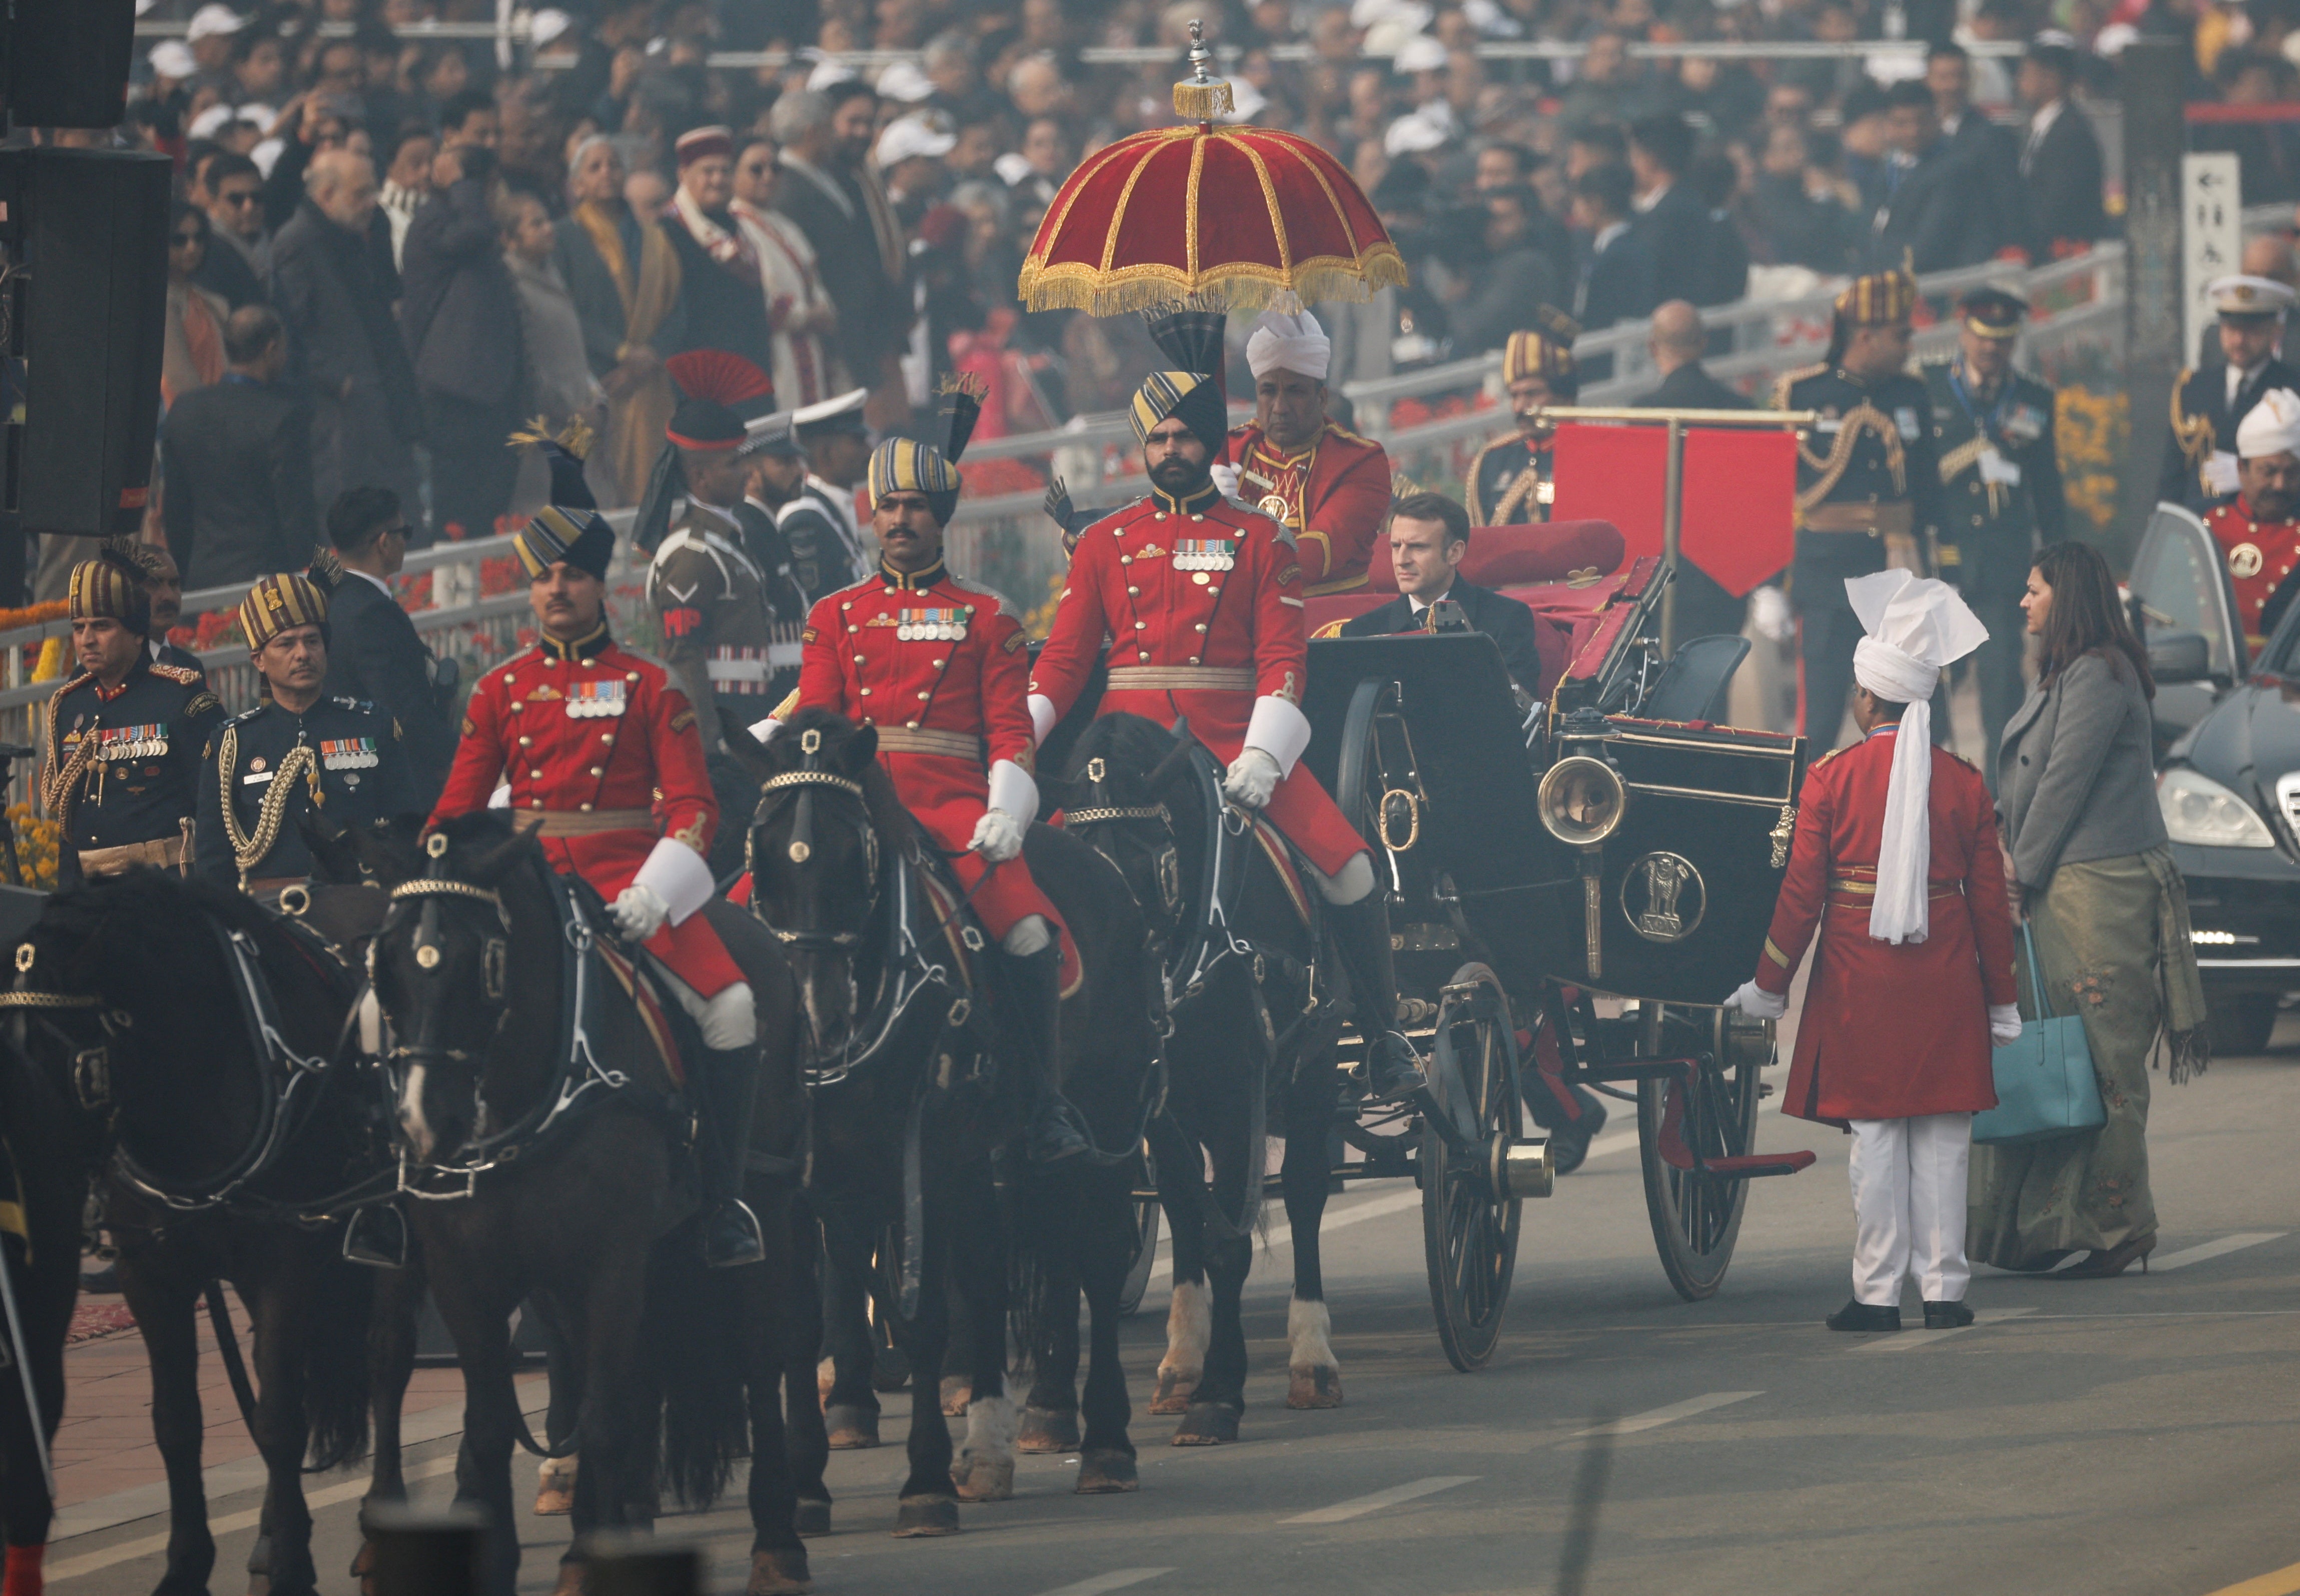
<box><xmin>654</xmin><ymin>971</ymin><xmax>757</xmax><ymax>1052</ymax></box>
<box><xmin>1848</xmin><ymin>1113</ymin><xmax>1972</xmax><ymax>1306</ymax></box>
<box><xmin>1309</xmin><ymin>851</ymin><xmax>1376</xmax><ymax>906</ymax></box>
<box><xmin>1002</xmin><ymin>914</ymin><xmax>1052</xmax><ymax>957</ymax></box>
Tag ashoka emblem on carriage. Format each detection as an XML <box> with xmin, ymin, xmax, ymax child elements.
<box><xmin>1621</xmin><ymin>852</ymin><xmax>1704</xmax><ymax>943</ymax></box>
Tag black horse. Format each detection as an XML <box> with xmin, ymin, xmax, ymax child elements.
<box><xmin>3</xmin><ymin>870</ymin><xmax>388</xmax><ymax>1596</ymax></box>
<box><xmin>733</xmin><ymin>707</ymin><xmax>1162</xmax><ymax>1520</ymax></box>
<box><xmin>350</xmin><ymin>814</ymin><xmax>818</xmax><ymax>1596</ymax></box>
<box><xmin>1054</xmin><ymin>713</ymin><xmax>1354</xmax><ymax>1443</ymax></box>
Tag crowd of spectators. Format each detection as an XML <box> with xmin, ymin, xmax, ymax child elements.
<box><xmin>68</xmin><ymin>0</ymin><xmax>2300</xmax><ymax>588</ymax></box>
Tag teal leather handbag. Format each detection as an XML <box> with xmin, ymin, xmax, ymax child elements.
<box><xmin>1972</xmin><ymin>925</ymin><xmax>2106</xmax><ymax>1146</ymax></box>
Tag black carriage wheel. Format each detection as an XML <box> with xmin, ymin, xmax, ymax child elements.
<box><xmin>1419</xmin><ymin>962</ymin><xmax>1524</xmax><ymax>1373</ymax></box>
<box><xmin>1117</xmin><ymin>1142</ymin><xmax>1161</xmax><ymax>1317</ymax></box>
<box><xmin>1635</xmin><ymin>1004</ymin><xmax>1769</xmax><ymax>1302</ymax></box>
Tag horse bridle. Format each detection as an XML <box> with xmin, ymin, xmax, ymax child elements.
<box><xmin>1064</xmin><ymin>755</ymin><xmax>1186</xmax><ymax>939</ymax></box>
<box><xmin>0</xmin><ymin>966</ymin><xmax>122</xmax><ymax>1123</ymax></box>
<box><xmin>377</xmin><ymin>846</ymin><xmax>512</xmax><ymax>1073</ymax></box>
<box><xmin>750</xmin><ymin>729</ymin><xmax>881</xmax><ymax>955</ymax></box>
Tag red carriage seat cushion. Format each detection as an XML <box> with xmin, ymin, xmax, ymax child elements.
<box><xmin>1362</xmin><ymin>518</ymin><xmax>1626</xmax><ymax>594</ymax></box>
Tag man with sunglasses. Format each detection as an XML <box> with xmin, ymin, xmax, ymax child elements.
<box><xmin>195</xmin><ymin>150</ymin><xmax>271</xmax><ymax>310</ymax></box>
<box><xmin>318</xmin><ymin>486</ymin><xmax>457</xmax><ymax>805</ymax></box>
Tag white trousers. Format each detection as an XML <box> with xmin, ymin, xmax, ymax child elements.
<box><xmin>1848</xmin><ymin>1113</ymin><xmax>1972</xmax><ymax>1306</ymax></box>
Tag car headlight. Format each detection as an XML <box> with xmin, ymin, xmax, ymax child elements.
<box><xmin>1538</xmin><ymin>755</ymin><xmax>1626</xmax><ymax>846</ymax></box>
<box><xmin>2157</xmin><ymin>767</ymin><xmax>2275</xmax><ymax>849</ymax></box>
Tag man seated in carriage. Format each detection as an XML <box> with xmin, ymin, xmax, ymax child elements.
<box><xmin>1027</xmin><ymin>367</ymin><xmax>1425</xmax><ymax>1104</ymax></box>
<box><xmin>1323</xmin><ymin>490</ymin><xmax>1547</xmax><ymax>700</ymax></box>
<box><xmin>750</xmin><ymin>376</ymin><xmax>1094</xmax><ymax>1166</ymax></box>
<box><xmin>196</xmin><ymin>571</ymin><xmax>419</xmax><ymax>896</ymax></box>
<box><xmin>427</xmin><ymin>448</ymin><xmax>775</xmax><ymax>1269</ymax></box>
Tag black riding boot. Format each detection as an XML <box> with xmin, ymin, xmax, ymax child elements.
<box><xmin>996</xmin><ymin>943</ymin><xmax>1090</xmax><ymax>1163</ymax></box>
<box><xmin>1328</xmin><ymin>891</ymin><xmax>1424</xmax><ymax>1103</ymax></box>
<box><xmin>695</xmin><ymin>1045</ymin><xmax>767</xmax><ymax>1268</ymax></box>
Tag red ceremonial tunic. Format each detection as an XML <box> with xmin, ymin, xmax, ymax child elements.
<box><xmin>1031</xmin><ymin>479</ymin><xmax>1368</xmax><ymax>877</ymax></box>
<box><xmin>782</xmin><ymin>560</ymin><xmax>1068</xmax><ymax>965</ymax></box>
<box><xmin>2201</xmin><ymin>496</ymin><xmax>2300</xmax><ymax>650</ymax></box>
<box><xmin>430</xmin><ymin>624</ymin><xmax>743</xmax><ymax>997</ymax></box>
<box><xmin>1228</xmin><ymin>420</ymin><xmax>1393</xmax><ymax>594</ymax></box>
<box><xmin>1754</xmin><ymin>725</ymin><xmax>2018</xmax><ymax>1125</ymax></box>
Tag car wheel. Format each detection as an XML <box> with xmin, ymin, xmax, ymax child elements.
<box><xmin>2206</xmin><ymin>993</ymin><xmax>2280</xmax><ymax>1057</ymax></box>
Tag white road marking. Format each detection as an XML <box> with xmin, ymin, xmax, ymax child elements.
<box><xmin>49</xmin><ymin>1455</ymin><xmax>462</xmax><ymax>1584</ymax></box>
<box><xmin>1853</xmin><ymin>1305</ymin><xmax>2038</xmax><ymax>1352</ymax></box>
<box><xmin>1570</xmin><ymin>1390</ymin><xmax>1763</xmax><ymax>1439</ymax></box>
<box><xmin>1281</xmin><ymin>1475</ymin><xmax>1479</xmax><ymax>1524</ymax></box>
<box><xmin>2151</xmin><ymin>1232</ymin><xmax>2288</xmax><ymax>1272</ymax></box>
<box><xmin>1031</xmin><ymin>1571</ymin><xmax>1176</xmax><ymax>1596</ymax></box>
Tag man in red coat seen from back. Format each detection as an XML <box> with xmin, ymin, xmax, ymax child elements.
<box><xmin>1218</xmin><ymin>310</ymin><xmax>1393</xmax><ymax>595</ymax></box>
<box><xmin>1730</xmin><ymin>570</ymin><xmax>2021</xmax><ymax>1333</ymax></box>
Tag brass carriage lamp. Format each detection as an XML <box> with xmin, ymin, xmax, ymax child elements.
<box><xmin>1537</xmin><ymin>753</ymin><xmax>1626</xmax><ymax>981</ymax></box>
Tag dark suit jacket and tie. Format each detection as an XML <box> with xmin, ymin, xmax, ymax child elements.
<box><xmin>1338</xmin><ymin>579</ymin><xmax>1547</xmax><ymax>696</ymax></box>
<box><xmin>1633</xmin><ymin>364</ymin><xmax>1759</xmax><ymax>642</ymax></box>
<box><xmin>321</xmin><ymin>569</ymin><xmax>457</xmax><ymax>806</ymax></box>
<box><xmin>1630</xmin><ymin>182</ymin><xmax>1713</xmax><ymax>307</ymax></box>
<box><xmin>2020</xmin><ymin>101</ymin><xmax>2106</xmax><ymax>258</ymax></box>
<box><xmin>1942</xmin><ymin>110</ymin><xmax>2027</xmax><ymax>260</ymax></box>
<box><xmin>160</xmin><ymin>373</ymin><xmax>321</xmax><ymax>588</ymax></box>
<box><xmin>1578</xmin><ymin>226</ymin><xmax>1657</xmax><ymax>334</ymax></box>
<box><xmin>1870</xmin><ymin>142</ymin><xmax>1993</xmax><ymax>273</ymax></box>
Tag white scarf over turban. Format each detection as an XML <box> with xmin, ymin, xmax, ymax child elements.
<box><xmin>1246</xmin><ymin>310</ymin><xmax>1331</xmax><ymax>382</ymax></box>
<box><xmin>2236</xmin><ymin>385</ymin><xmax>2300</xmax><ymax>459</ymax></box>
<box><xmin>1847</xmin><ymin>570</ymin><xmax>1989</xmax><ymax>945</ymax></box>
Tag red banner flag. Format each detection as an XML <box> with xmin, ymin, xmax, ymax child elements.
<box><xmin>1548</xmin><ymin>424</ymin><xmax>1667</xmax><ymax>559</ymax></box>
<box><xmin>1547</xmin><ymin>422</ymin><xmax>1797</xmax><ymax>598</ymax></box>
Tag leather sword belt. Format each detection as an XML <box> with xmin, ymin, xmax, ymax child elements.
<box><xmin>1829</xmin><ymin>871</ymin><xmax>1963</xmax><ymax>901</ymax></box>
<box><xmin>78</xmin><ymin>834</ymin><xmax>187</xmax><ymax>877</ymax></box>
<box><xmin>1104</xmin><ymin>665</ymin><xmax>1256</xmax><ymax>692</ymax></box>
<box><xmin>871</xmin><ymin>726</ymin><xmax>986</xmax><ymax>762</ymax></box>
<box><xmin>1799</xmin><ymin>502</ymin><xmax>1914</xmax><ymax>537</ymax></box>
<box><xmin>524</xmin><ymin>808</ymin><xmax>655</xmax><ymax>837</ymax></box>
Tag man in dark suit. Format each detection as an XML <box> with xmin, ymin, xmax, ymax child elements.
<box><xmin>1929</xmin><ymin>41</ymin><xmax>2025</xmax><ymax>262</ymax></box>
<box><xmin>160</xmin><ymin>305</ymin><xmax>321</xmax><ymax>589</ymax></box>
<box><xmin>1626</xmin><ymin>114</ymin><xmax>1715</xmax><ymax>308</ymax></box>
<box><xmin>770</xmin><ymin>83</ymin><xmax>909</xmax><ymax>422</ymax></box>
<box><xmin>1634</xmin><ymin>302</ymin><xmax>1756</xmax><ymax>644</ymax></box>
<box><xmin>1335</xmin><ymin>491</ymin><xmax>1546</xmax><ymax>698</ymax></box>
<box><xmin>1869</xmin><ymin>82</ymin><xmax>1993</xmax><ymax>273</ymax></box>
<box><xmin>2017</xmin><ymin>33</ymin><xmax>2106</xmax><ymax>260</ymax></box>
<box><xmin>1570</xmin><ymin>163</ymin><xmax>1654</xmax><ymax>341</ymax></box>
<box><xmin>317</xmin><ymin>486</ymin><xmax>456</xmax><ymax>805</ymax></box>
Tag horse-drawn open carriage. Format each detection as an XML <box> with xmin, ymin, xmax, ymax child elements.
<box><xmin>1290</xmin><ymin>542</ymin><xmax>1820</xmax><ymax>1369</ymax></box>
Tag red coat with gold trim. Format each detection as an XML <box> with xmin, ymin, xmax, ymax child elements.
<box><xmin>430</xmin><ymin>625</ymin><xmax>741</xmax><ymax>996</ymax></box>
<box><xmin>1228</xmin><ymin>420</ymin><xmax>1393</xmax><ymax>595</ymax></box>
<box><xmin>2201</xmin><ymin>496</ymin><xmax>2300</xmax><ymax>649</ymax></box>
<box><xmin>1030</xmin><ymin>480</ymin><xmax>1367</xmax><ymax>876</ymax></box>
<box><xmin>1753</xmin><ymin>726</ymin><xmax>2017</xmax><ymax>1124</ymax></box>
<box><xmin>782</xmin><ymin>560</ymin><xmax>1062</xmax><ymax>946</ymax></box>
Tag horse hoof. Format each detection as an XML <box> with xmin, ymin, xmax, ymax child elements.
<box><xmin>533</xmin><ymin>1484</ymin><xmax>574</xmax><ymax>1516</ymax></box>
<box><xmin>1287</xmin><ymin>1365</ymin><xmax>1345</xmax><ymax>1409</ymax></box>
<box><xmin>550</xmin><ymin>1560</ymin><xmax>585</xmax><ymax>1596</ymax></box>
<box><xmin>824</xmin><ymin>1405</ymin><xmax>879</xmax><ymax>1449</ymax></box>
<box><xmin>1147</xmin><ymin>1367</ymin><xmax>1198</xmax><ymax>1416</ymax></box>
<box><xmin>892</xmin><ymin>1495</ymin><xmax>960</xmax><ymax>1537</ymax></box>
<box><xmin>747</xmin><ymin>1547</ymin><xmax>813</xmax><ymax>1595</ymax></box>
<box><xmin>793</xmin><ymin>1497</ymin><xmax>833</xmax><ymax>1538</ymax></box>
<box><xmin>872</xmin><ymin>1345</ymin><xmax>912</xmax><ymax>1392</ymax></box>
<box><xmin>951</xmin><ymin>1454</ymin><xmax>1014</xmax><ymax>1501</ymax></box>
<box><xmin>1076</xmin><ymin>1449</ymin><xmax>1141</xmax><ymax>1494</ymax></box>
<box><xmin>940</xmin><ymin>1375</ymin><xmax>971</xmax><ymax>1417</ymax></box>
<box><xmin>1171</xmin><ymin>1402</ymin><xmax>1240</xmax><ymax>1446</ymax></box>
<box><xmin>1017</xmin><ymin>1406</ymin><xmax>1081</xmax><ymax>1453</ymax></box>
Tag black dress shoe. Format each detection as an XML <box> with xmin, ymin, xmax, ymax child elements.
<box><xmin>1826</xmin><ymin>1299</ymin><xmax>1902</xmax><ymax>1332</ymax></box>
<box><xmin>1922</xmin><ymin>1300</ymin><xmax>1975</xmax><ymax>1329</ymax></box>
<box><xmin>1361</xmin><ymin>1032</ymin><xmax>1426</xmax><ymax>1104</ymax></box>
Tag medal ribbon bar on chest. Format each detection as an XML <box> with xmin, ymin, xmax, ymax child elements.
<box><xmin>1173</xmin><ymin>538</ymin><xmax>1237</xmax><ymax>572</ymax></box>
<box><xmin>896</xmin><ymin>606</ymin><xmax>968</xmax><ymax>642</ymax></box>
<box><xmin>565</xmin><ymin>679</ymin><xmax>628</xmax><ymax>717</ymax></box>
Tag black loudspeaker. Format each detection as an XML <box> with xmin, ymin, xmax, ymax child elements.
<box><xmin>0</xmin><ymin>149</ymin><xmax>172</xmax><ymax>542</ymax></box>
<box><xmin>6</xmin><ymin>0</ymin><xmax>139</xmax><ymax>129</ymax></box>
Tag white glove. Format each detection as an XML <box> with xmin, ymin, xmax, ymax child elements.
<box><xmin>1989</xmin><ymin>1003</ymin><xmax>2025</xmax><ymax>1047</ymax></box>
<box><xmin>1725</xmin><ymin>980</ymin><xmax>1787</xmax><ymax>1019</ymax></box>
<box><xmin>1210</xmin><ymin>461</ymin><xmax>1242</xmax><ymax>500</ymax></box>
<box><xmin>970</xmin><ymin>808</ymin><xmax>1025</xmax><ymax>863</ymax></box>
<box><xmin>1222</xmin><ymin>747</ymin><xmax>1281</xmax><ymax>809</ymax></box>
<box><xmin>613</xmin><ymin>883</ymin><xmax>670</xmax><ymax>943</ymax></box>
<box><xmin>748</xmin><ymin>716</ymin><xmax>782</xmax><ymax>744</ymax></box>
<box><xmin>1749</xmin><ymin>584</ymin><xmax>1794</xmax><ymax>644</ymax></box>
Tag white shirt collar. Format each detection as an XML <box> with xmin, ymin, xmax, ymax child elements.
<box><xmin>1593</xmin><ymin>220</ymin><xmax>1630</xmax><ymax>253</ymax></box>
<box><xmin>2228</xmin><ymin>360</ymin><xmax>2267</xmax><ymax>407</ymax></box>
<box><xmin>348</xmin><ymin>567</ymin><xmax>395</xmax><ymax>598</ymax></box>
<box><xmin>2028</xmin><ymin>99</ymin><xmax>2064</xmax><ymax>141</ymax></box>
<box><xmin>1405</xmin><ymin>580</ymin><xmax>1457</xmax><ymax>613</ymax></box>
<box><xmin>1631</xmin><ymin>179</ymin><xmax>1668</xmax><ymax>214</ymax></box>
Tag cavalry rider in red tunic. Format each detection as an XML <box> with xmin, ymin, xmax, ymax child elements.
<box><xmin>754</xmin><ymin>378</ymin><xmax>1092</xmax><ymax>1163</ymax></box>
<box><xmin>2205</xmin><ymin>384</ymin><xmax>2300</xmax><ymax>654</ymax></box>
<box><xmin>1216</xmin><ymin>310</ymin><xmax>1394</xmax><ymax>596</ymax></box>
<box><xmin>1730</xmin><ymin>571</ymin><xmax>2019</xmax><ymax>1333</ymax></box>
<box><xmin>429</xmin><ymin>456</ymin><xmax>772</xmax><ymax>1267</ymax></box>
<box><xmin>1030</xmin><ymin>366</ymin><xmax>1424</xmax><ymax>1102</ymax></box>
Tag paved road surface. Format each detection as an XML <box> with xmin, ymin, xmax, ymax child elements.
<box><xmin>45</xmin><ymin>1016</ymin><xmax>2300</xmax><ymax>1596</ymax></box>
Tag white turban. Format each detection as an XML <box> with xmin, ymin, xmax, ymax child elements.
<box><xmin>2236</xmin><ymin>386</ymin><xmax>2300</xmax><ymax>460</ymax></box>
<box><xmin>1846</xmin><ymin>570</ymin><xmax>1989</xmax><ymax>946</ymax></box>
<box><xmin>1246</xmin><ymin>310</ymin><xmax>1332</xmax><ymax>382</ymax></box>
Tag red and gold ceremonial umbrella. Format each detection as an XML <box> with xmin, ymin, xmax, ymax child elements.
<box><xmin>1017</xmin><ymin>25</ymin><xmax>1407</xmax><ymax>316</ymax></box>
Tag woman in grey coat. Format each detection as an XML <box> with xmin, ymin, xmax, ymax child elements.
<box><xmin>1968</xmin><ymin>541</ymin><xmax>2208</xmax><ymax>1279</ymax></box>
